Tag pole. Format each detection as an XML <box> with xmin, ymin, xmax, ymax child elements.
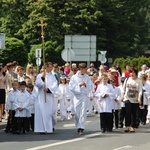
<box><xmin>37</xmin><ymin>19</ymin><xmax>47</xmax><ymax>103</ymax></box>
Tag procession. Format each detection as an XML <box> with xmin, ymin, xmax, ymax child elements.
<box><xmin>0</xmin><ymin>61</ymin><xmax>150</xmax><ymax>136</ymax></box>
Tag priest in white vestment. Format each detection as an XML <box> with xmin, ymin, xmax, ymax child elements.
<box><xmin>69</xmin><ymin>63</ymin><xmax>93</xmax><ymax>135</ymax></box>
<box><xmin>34</xmin><ymin>62</ymin><xmax>58</xmax><ymax>133</ymax></box>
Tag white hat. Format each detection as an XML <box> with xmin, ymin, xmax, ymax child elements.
<box><xmin>60</xmin><ymin>76</ymin><xmax>66</xmax><ymax>80</ymax></box>
<box><xmin>109</xmin><ymin>68</ymin><xmax>117</xmax><ymax>72</ymax></box>
<box><xmin>142</xmin><ymin>64</ymin><xmax>147</xmax><ymax>68</ymax></box>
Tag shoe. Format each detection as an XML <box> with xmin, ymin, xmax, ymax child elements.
<box><xmin>124</xmin><ymin>127</ymin><xmax>130</xmax><ymax>132</ymax></box>
<box><xmin>77</xmin><ymin>128</ymin><xmax>81</xmax><ymax>133</ymax></box>
<box><xmin>40</xmin><ymin>132</ymin><xmax>46</xmax><ymax>134</ymax></box>
<box><xmin>107</xmin><ymin>128</ymin><xmax>112</xmax><ymax>132</ymax></box>
<box><xmin>78</xmin><ymin>128</ymin><xmax>84</xmax><ymax>135</ymax></box>
<box><xmin>130</xmin><ymin>127</ymin><xmax>135</xmax><ymax>133</ymax></box>
<box><xmin>15</xmin><ymin>131</ymin><xmax>21</xmax><ymax>135</ymax></box>
<box><xmin>101</xmin><ymin>129</ymin><xmax>106</xmax><ymax>133</ymax></box>
<box><xmin>4</xmin><ymin>129</ymin><xmax>9</xmax><ymax>133</ymax></box>
<box><xmin>95</xmin><ymin>111</ymin><xmax>98</xmax><ymax>114</ymax></box>
<box><xmin>142</xmin><ymin>122</ymin><xmax>146</xmax><ymax>125</ymax></box>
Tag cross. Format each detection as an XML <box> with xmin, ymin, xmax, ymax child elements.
<box><xmin>37</xmin><ymin>19</ymin><xmax>48</xmax><ymax>103</ymax></box>
<box><xmin>37</xmin><ymin>19</ymin><xmax>47</xmax><ymax>38</ymax></box>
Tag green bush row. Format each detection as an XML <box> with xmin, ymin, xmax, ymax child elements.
<box><xmin>113</xmin><ymin>56</ymin><xmax>150</xmax><ymax>72</ymax></box>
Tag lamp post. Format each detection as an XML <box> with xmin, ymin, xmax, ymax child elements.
<box><xmin>37</xmin><ymin>19</ymin><xmax>47</xmax><ymax>103</ymax></box>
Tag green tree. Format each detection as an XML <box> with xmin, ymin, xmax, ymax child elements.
<box><xmin>0</xmin><ymin>37</ymin><xmax>27</xmax><ymax>66</ymax></box>
<box><xmin>28</xmin><ymin>40</ymin><xmax>63</xmax><ymax>66</ymax></box>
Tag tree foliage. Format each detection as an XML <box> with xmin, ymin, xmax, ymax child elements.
<box><xmin>0</xmin><ymin>0</ymin><xmax>150</xmax><ymax>66</ymax></box>
<box><xmin>0</xmin><ymin>37</ymin><xmax>27</xmax><ymax>66</ymax></box>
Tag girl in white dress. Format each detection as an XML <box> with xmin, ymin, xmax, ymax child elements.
<box><xmin>58</xmin><ymin>76</ymin><xmax>72</xmax><ymax>121</ymax></box>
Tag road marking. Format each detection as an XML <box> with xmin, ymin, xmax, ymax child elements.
<box><xmin>63</xmin><ymin>124</ymin><xmax>75</xmax><ymax>127</ymax></box>
<box><xmin>113</xmin><ymin>145</ymin><xmax>132</xmax><ymax>150</ymax></box>
<box><xmin>63</xmin><ymin>121</ymin><xmax>92</xmax><ymax>128</ymax></box>
<box><xmin>25</xmin><ymin>132</ymin><xmax>100</xmax><ymax>150</ymax></box>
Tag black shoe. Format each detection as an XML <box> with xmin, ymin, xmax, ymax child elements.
<box><xmin>4</xmin><ymin>129</ymin><xmax>9</xmax><ymax>133</ymax></box>
<box><xmin>15</xmin><ymin>131</ymin><xmax>21</xmax><ymax>135</ymax></box>
<box><xmin>22</xmin><ymin>130</ymin><xmax>25</xmax><ymax>134</ymax></box>
<box><xmin>101</xmin><ymin>128</ymin><xmax>106</xmax><ymax>133</ymax></box>
<box><xmin>77</xmin><ymin>128</ymin><xmax>81</xmax><ymax>133</ymax></box>
<box><xmin>40</xmin><ymin>132</ymin><xmax>46</xmax><ymax>134</ymax></box>
<box><xmin>79</xmin><ymin>129</ymin><xmax>84</xmax><ymax>135</ymax></box>
<box><xmin>11</xmin><ymin>131</ymin><xmax>16</xmax><ymax>134</ymax></box>
<box><xmin>107</xmin><ymin>128</ymin><xmax>112</xmax><ymax>132</ymax></box>
<box><xmin>80</xmin><ymin>128</ymin><xmax>84</xmax><ymax>132</ymax></box>
<box><xmin>95</xmin><ymin>111</ymin><xmax>98</xmax><ymax>114</ymax></box>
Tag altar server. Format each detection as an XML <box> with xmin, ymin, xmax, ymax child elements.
<box><xmin>34</xmin><ymin>62</ymin><xmax>58</xmax><ymax>133</ymax></box>
<box><xmin>69</xmin><ymin>63</ymin><xmax>93</xmax><ymax>135</ymax></box>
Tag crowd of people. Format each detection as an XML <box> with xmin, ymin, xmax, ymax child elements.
<box><xmin>0</xmin><ymin>61</ymin><xmax>150</xmax><ymax>135</ymax></box>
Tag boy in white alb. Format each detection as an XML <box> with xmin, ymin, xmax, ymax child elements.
<box><xmin>94</xmin><ymin>74</ymin><xmax>115</xmax><ymax>133</ymax></box>
<box><xmin>109</xmin><ymin>78</ymin><xmax>121</xmax><ymax>129</ymax></box>
<box><xmin>139</xmin><ymin>74</ymin><xmax>150</xmax><ymax>125</ymax></box>
<box><xmin>26</xmin><ymin>83</ymin><xmax>36</xmax><ymax>131</ymax></box>
<box><xmin>118</xmin><ymin>77</ymin><xmax>126</xmax><ymax>128</ymax></box>
<box><xmin>5</xmin><ymin>80</ymin><xmax>19</xmax><ymax>133</ymax></box>
<box><xmin>14</xmin><ymin>81</ymin><xmax>30</xmax><ymax>134</ymax></box>
<box><xmin>69</xmin><ymin>63</ymin><xmax>93</xmax><ymax>135</ymax></box>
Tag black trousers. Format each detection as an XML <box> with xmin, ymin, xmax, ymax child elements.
<box><xmin>125</xmin><ymin>100</ymin><xmax>139</xmax><ymax>128</ymax></box>
<box><xmin>5</xmin><ymin>110</ymin><xmax>16</xmax><ymax>131</ymax></box>
<box><xmin>139</xmin><ymin>105</ymin><xmax>148</xmax><ymax>124</ymax></box>
<box><xmin>16</xmin><ymin>117</ymin><xmax>27</xmax><ymax>133</ymax></box>
<box><xmin>113</xmin><ymin>110</ymin><xmax>119</xmax><ymax>128</ymax></box>
<box><xmin>30</xmin><ymin>114</ymin><xmax>34</xmax><ymax>131</ymax></box>
<box><xmin>100</xmin><ymin>112</ymin><xmax>112</xmax><ymax>131</ymax></box>
<box><xmin>119</xmin><ymin>107</ymin><xmax>126</xmax><ymax>127</ymax></box>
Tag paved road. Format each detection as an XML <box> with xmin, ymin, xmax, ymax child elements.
<box><xmin>0</xmin><ymin>114</ymin><xmax>150</xmax><ymax>150</ymax></box>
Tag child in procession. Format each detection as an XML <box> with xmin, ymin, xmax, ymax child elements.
<box><xmin>4</xmin><ymin>80</ymin><xmax>19</xmax><ymax>133</ymax></box>
<box><xmin>139</xmin><ymin>74</ymin><xmax>150</xmax><ymax>125</ymax></box>
<box><xmin>94</xmin><ymin>74</ymin><xmax>115</xmax><ymax>133</ymax></box>
<box><xmin>13</xmin><ymin>81</ymin><xmax>30</xmax><ymax>134</ymax></box>
<box><xmin>66</xmin><ymin>77</ymin><xmax>74</xmax><ymax>119</ymax></box>
<box><xmin>58</xmin><ymin>76</ymin><xmax>72</xmax><ymax>121</ymax></box>
<box><xmin>109</xmin><ymin>78</ymin><xmax>121</xmax><ymax>129</ymax></box>
<box><xmin>118</xmin><ymin>77</ymin><xmax>126</xmax><ymax>128</ymax></box>
<box><xmin>26</xmin><ymin>83</ymin><xmax>35</xmax><ymax>131</ymax></box>
<box><xmin>87</xmin><ymin>76</ymin><xmax>95</xmax><ymax>116</ymax></box>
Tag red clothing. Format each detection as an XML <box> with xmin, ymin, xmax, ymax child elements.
<box><xmin>124</xmin><ymin>71</ymin><xmax>130</xmax><ymax>78</ymax></box>
<box><xmin>110</xmin><ymin>72</ymin><xmax>119</xmax><ymax>87</ymax></box>
<box><xmin>64</xmin><ymin>68</ymin><xmax>70</xmax><ymax>75</ymax></box>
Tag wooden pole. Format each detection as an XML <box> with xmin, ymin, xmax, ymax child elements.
<box><xmin>37</xmin><ymin>19</ymin><xmax>47</xmax><ymax>103</ymax></box>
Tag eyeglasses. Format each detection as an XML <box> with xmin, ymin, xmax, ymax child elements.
<box><xmin>29</xmin><ymin>67</ymin><xmax>33</xmax><ymax>69</ymax></box>
<box><xmin>90</xmin><ymin>66</ymin><xmax>94</xmax><ymax>68</ymax></box>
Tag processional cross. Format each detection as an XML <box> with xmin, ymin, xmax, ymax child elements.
<box><xmin>37</xmin><ymin>19</ymin><xmax>47</xmax><ymax>103</ymax></box>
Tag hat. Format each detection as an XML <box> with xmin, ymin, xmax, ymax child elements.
<box><xmin>109</xmin><ymin>68</ymin><xmax>117</xmax><ymax>72</ymax></box>
<box><xmin>142</xmin><ymin>64</ymin><xmax>147</xmax><ymax>68</ymax></box>
<box><xmin>60</xmin><ymin>76</ymin><xmax>66</xmax><ymax>80</ymax></box>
